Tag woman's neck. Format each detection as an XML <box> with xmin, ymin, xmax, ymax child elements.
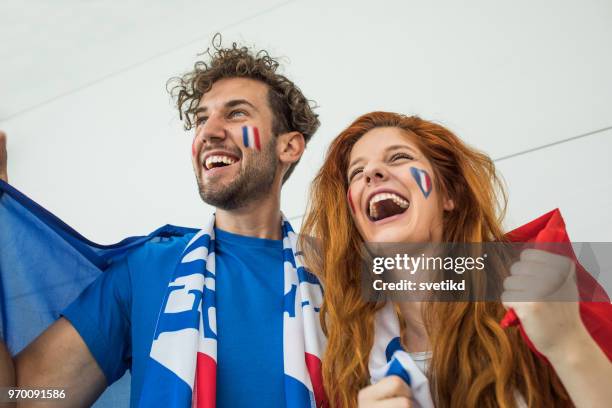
<box><xmin>397</xmin><ymin>301</ymin><xmax>431</xmax><ymax>353</ymax></box>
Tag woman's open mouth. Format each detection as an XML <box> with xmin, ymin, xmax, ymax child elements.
<box><xmin>367</xmin><ymin>191</ymin><xmax>410</xmax><ymax>222</ymax></box>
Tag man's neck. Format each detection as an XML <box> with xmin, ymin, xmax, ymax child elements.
<box><xmin>214</xmin><ymin>191</ymin><xmax>283</xmax><ymax>240</ymax></box>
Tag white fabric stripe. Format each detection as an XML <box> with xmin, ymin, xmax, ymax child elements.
<box><xmin>164</xmin><ymin>273</ymin><xmax>205</xmax><ymax>313</ymax></box>
<box><xmin>150</xmin><ymin>328</ymin><xmax>199</xmax><ymax>388</ymax></box>
<box><xmin>185</xmin><ymin>228</ymin><xmax>207</xmax><ymax>249</ymax></box>
<box><xmin>204</xmin><ymin>276</ymin><xmax>215</xmax><ymax>291</ymax></box>
<box><xmin>182</xmin><ymin>246</ymin><xmax>208</xmax><ymax>263</ymax></box>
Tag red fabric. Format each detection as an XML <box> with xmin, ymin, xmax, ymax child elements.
<box><xmin>305</xmin><ymin>352</ymin><xmax>328</xmax><ymax>407</ymax></box>
<box><xmin>193</xmin><ymin>352</ymin><xmax>216</xmax><ymax>408</ymax></box>
<box><xmin>502</xmin><ymin>209</ymin><xmax>612</xmax><ymax>362</ymax></box>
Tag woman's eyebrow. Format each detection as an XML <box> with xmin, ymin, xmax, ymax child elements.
<box><xmin>385</xmin><ymin>144</ymin><xmax>417</xmax><ymax>155</ymax></box>
<box><xmin>347</xmin><ymin>156</ymin><xmax>365</xmax><ymax>172</ymax></box>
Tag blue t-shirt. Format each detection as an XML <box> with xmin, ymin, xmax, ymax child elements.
<box><xmin>63</xmin><ymin>227</ymin><xmax>286</xmax><ymax>407</ymax></box>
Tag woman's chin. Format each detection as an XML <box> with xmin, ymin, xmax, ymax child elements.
<box><xmin>366</xmin><ymin>225</ymin><xmax>415</xmax><ymax>244</ymax></box>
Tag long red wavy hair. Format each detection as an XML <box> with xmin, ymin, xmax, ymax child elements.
<box><xmin>300</xmin><ymin>112</ymin><xmax>571</xmax><ymax>407</ymax></box>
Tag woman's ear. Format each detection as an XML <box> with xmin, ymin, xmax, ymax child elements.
<box><xmin>277</xmin><ymin>131</ymin><xmax>305</xmax><ymax>165</ymax></box>
<box><xmin>443</xmin><ymin>197</ymin><xmax>455</xmax><ymax>211</ymax></box>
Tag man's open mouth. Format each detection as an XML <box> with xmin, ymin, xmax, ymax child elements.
<box><xmin>203</xmin><ymin>153</ymin><xmax>239</xmax><ymax>171</ymax></box>
<box><xmin>367</xmin><ymin>192</ymin><xmax>410</xmax><ymax>222</ymax></box>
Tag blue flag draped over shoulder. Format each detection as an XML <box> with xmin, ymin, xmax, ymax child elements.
<box><xmin>0</xmin><ymin>179</ymin><xmax>196</xmax><ymax>407</ymax></box>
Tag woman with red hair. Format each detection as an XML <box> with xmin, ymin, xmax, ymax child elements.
<box><xmin>300</xmin><ymin>112</ymin><xmax>612</xmax><ymax>407</ymax></box>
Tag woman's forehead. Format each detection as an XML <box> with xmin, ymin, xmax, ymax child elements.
<box><xmin>349</xmin><ymin>127</ymin><xmax>421</xmax><ymax>160</ymax></box>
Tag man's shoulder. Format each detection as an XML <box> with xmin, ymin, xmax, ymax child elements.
<box><xmin>117</xmin><ymin>225</ymin><xmax>199</xmax><ymax>271</ymax></box>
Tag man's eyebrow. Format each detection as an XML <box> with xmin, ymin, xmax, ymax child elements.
<box><xmin>225</xmin><ymin>99</ymin><xmax>258</xmax><ymax>111</ymax></box>
<box><xmin>194</xmin><ymin>99</ymin><xmax>258</xmax><ymax>116</ymax></box>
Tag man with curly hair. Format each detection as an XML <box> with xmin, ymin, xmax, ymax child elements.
<box><xmin>2</xmin><ymin>38</ymin><xmax>325</xmax><ymax>407</ymax></box>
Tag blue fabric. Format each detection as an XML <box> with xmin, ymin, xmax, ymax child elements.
<box><xmin>62</xmin><ymin>233</ymin><xmax>194</xmax><ymax>407</ymax></box>
<box><xmin>0</xmin><ymin>180</ymin><xmax>287</xmax><ymax>407</ymax></box>
<box><xmin>214</xmin><ymin>227</ymin><xmax>285</xmax><ymax>407</ymax></box>
<box><xmin>386</xmin><ymin>358</ymin><xmax>412</xmax><ymax>386</ymax></box>
<box><xmin>0</xmin><ymin>180</ymin><xmax>197</xmax><ymax>407</ymax></box>
<box><xmin>65</xmin><ymin>227</ymin><xmax>286</xmax><ymax>407</ymax></box>
<box><xmin>385</xmin><ymin>337</ymin><xmax>402</xmax><ymax>362</ymax></box>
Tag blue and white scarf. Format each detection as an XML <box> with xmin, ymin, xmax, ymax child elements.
<box><xmin>138</xmin><ymin>214</ymin><xmax>327</xmax><ymax>407</ymax></box>
<box><xmin>369</xmin><ymin>302</ymin><xmax>435</xmax><ymax>408</ymax></box>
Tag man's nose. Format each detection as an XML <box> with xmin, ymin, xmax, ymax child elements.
<box><xmin>200</xmin><ymin>114</ymin><xmax>227</xmax><ymax>144</ymax></box>
<box><xmin>364</xmin><ymin>164</ymin><xmax>388</xmax><ymax>184</ymax></box>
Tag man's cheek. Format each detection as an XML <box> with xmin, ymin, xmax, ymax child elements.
<box><xmin>192</xmin><ymin>127</ymin><xmax>205</xmax><ymax>158</ymax></box>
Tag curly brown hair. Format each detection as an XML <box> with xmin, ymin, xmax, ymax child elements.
<box><xmin>168</xmin><ymin>35</ymin><xmax>320</xmax><ymax>183</ymax></box>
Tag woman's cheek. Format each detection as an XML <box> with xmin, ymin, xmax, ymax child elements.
<box><xmin>348</xmin><ymin>185</ymin><xmax>368</xmax><ymax>235</ymax></box>
<box><xmin>347</xmin><ymin>186</ymin><xmax>356</xmax><ymax>213</ymax></box>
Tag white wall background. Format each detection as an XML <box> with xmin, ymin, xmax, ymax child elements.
<box><xmin>1</xmin><ymin>0</ymin><xmax>611</xmax><ymax>244</ymax></box>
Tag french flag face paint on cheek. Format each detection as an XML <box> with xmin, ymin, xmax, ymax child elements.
<box><xmin>410</xmin><ymin>167</ymin><xmax>433</xmax><ymax>198</ymax></box>
<box><xmin>242</xmin><ymin>125</ymin><xmax>261</xmax><ymax>151</ymax></box>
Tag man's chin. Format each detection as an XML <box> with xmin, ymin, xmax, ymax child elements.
<box><xmin>198</xmin><ymin>182</ymin><xmax>228</xmax><ymax>202</ymax></box>
<box><xmin>196</xmin><ymin>158</ymin><xmax>276</xmax><ymax>210</ymax></box>
<box><xmin>199</xmin><ymin>171</ymin><xmax>235</xmax><ymax>185</ymax></box>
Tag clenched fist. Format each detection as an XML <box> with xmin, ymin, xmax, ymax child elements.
<box><xmin>502</xmin><ymin>248</ymin><xmax>581</xmax><ymax>357</ymax></box>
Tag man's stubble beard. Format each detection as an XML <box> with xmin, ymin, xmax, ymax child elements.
<box><xmin>197</xmin><ymin>140</ymin><xmax>278</xmax><ymax>210</ymax></box>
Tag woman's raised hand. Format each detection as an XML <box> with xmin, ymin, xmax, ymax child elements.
<box><xmin>501</xmin><ymin>248</ymin><xmax>584</xmax><ymax>357</ymax></box>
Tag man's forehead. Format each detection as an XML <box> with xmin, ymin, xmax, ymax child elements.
<box><xmin>197</xmin><ymin>77</ymin><xmax>269</xmax><ymax>110</ymax></box>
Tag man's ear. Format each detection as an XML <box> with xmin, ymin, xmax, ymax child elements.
<box><xmin>277</xmin><ymin>131</ymin><xmax>305</xmax><ymax>165</ymax></box>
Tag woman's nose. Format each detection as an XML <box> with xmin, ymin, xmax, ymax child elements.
<box><xmin>364</xmin><ymin>165</ymin><xmax>388</xmax><ymax>184</ymax></box>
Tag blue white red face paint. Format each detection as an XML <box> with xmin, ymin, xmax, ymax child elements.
<box><xmin>242</xmin><ymin>125</ymin><xmax>261</xmax><ymax>151</ymax></box>
<box><xmin>410</xmin><ymin>166</ymin><xmax>432</xmax><ymax>198</ymax></box>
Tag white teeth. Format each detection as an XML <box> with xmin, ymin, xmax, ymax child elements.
<box><xmin>368</xmin><ymin>192</ymin><xmax>410</xmax><ymax>219</ymax></box>
<box><xmin>369</xmin><ymin>201</ymin><xmax>378</xmax><ymax>219</ymax></box>
<box><xmin>369</xmin><ymin>192</ymin><xmax>409</xmax><ymax>208</ymax></box>
<box><xmin>205</xmin><ymin>155</ymin><xmax>237</xmax><ymax>170</ymax></box>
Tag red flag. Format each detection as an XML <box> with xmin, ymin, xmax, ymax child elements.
<box><xmin>502</xmin><ymin>209</ymin><xmax>612</xmax><ymax>361</ymax></box>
